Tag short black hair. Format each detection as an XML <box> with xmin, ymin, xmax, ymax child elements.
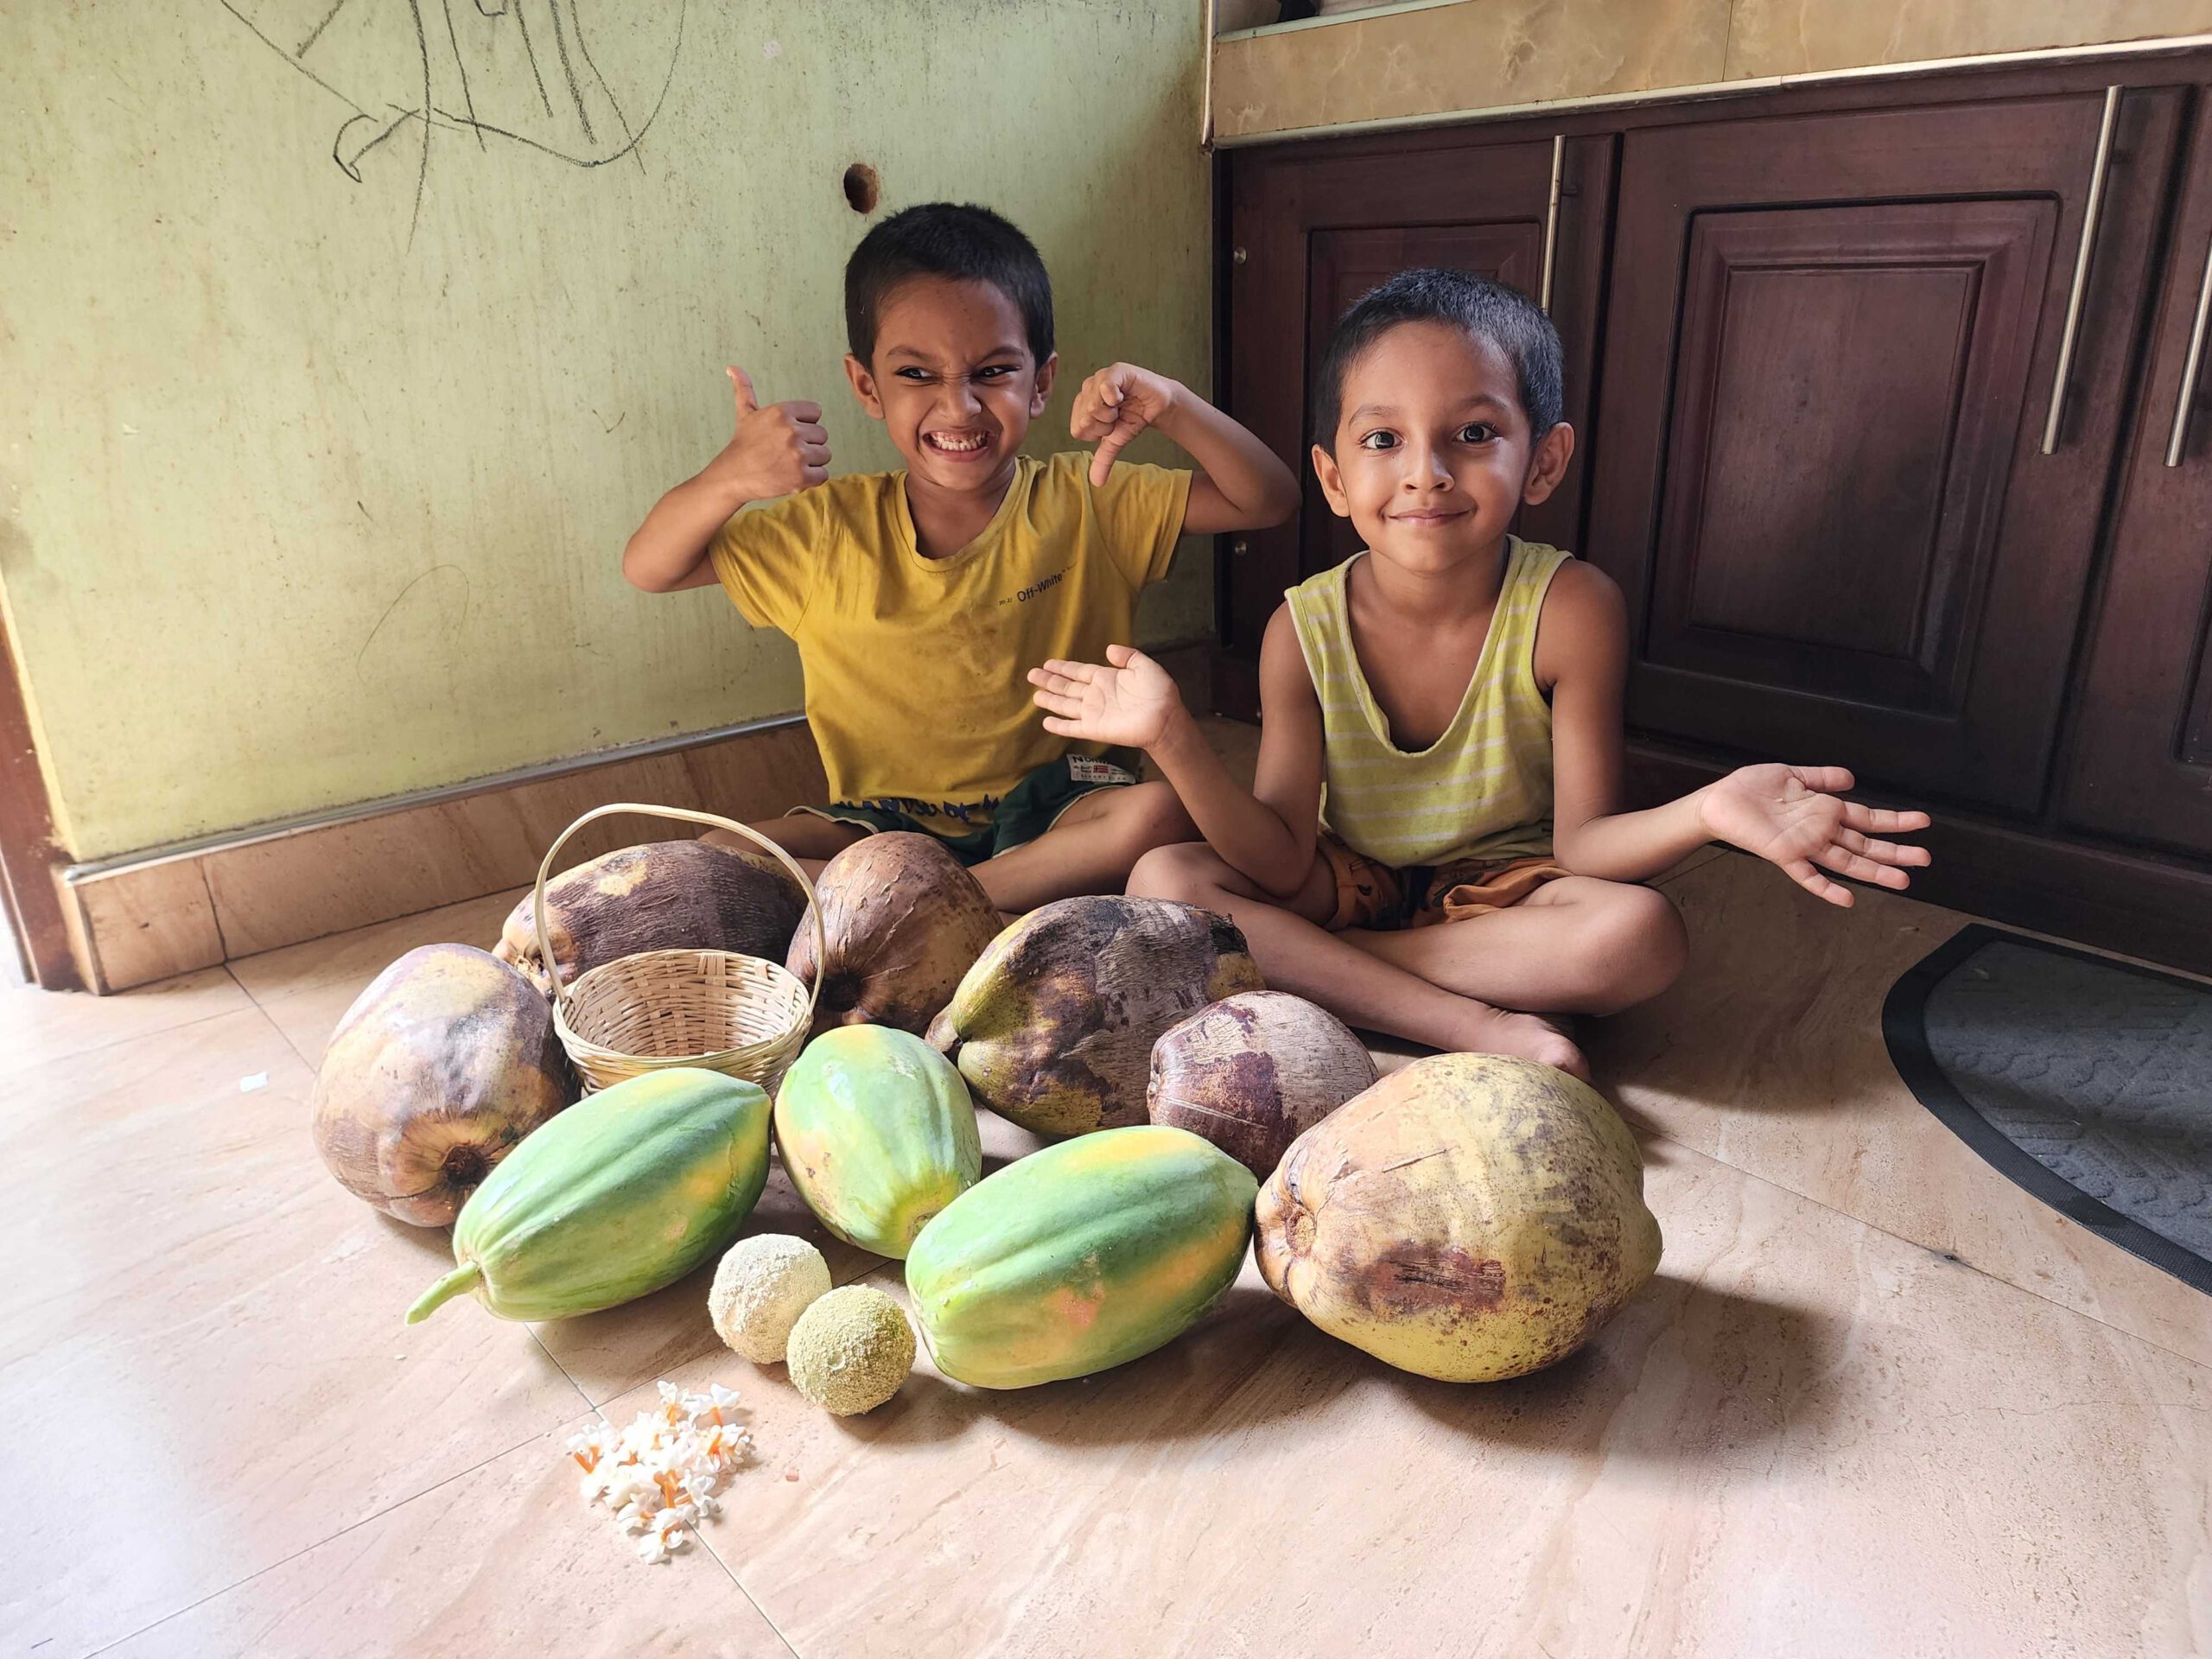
<box><xmin>1313</xmin><ymin>268</ymin><xmax>1563</xmax><ymax>447</ymax></box>
<box><xmin>843</xmin><ymin>202</ymin><xmax>1054</xmax><ymax>367</ymax></box>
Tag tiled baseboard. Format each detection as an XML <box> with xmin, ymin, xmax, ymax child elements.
<box><xmin>55</xmin><ymin>720</ymin><xmax>829</xmax><ymax>993</ymax></box>
<box><xmin>55</xmin><ymin>644</ymin><xmax>1217</xmax><ymax>993</ymax></box>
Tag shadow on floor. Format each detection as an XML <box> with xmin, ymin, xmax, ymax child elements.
<box><xmin>1404</xmin><ymin>1271</ymin><xmax>1842</xmax><ymax>1462</ymax></box>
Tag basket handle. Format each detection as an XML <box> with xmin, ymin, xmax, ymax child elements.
<box><xmin>531</xmin><ymin>802</ymin><xmax>826</xmax><ymax>1023</ymax></box>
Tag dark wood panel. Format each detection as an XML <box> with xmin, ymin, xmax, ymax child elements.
<box><xmin>1586</xmin><ymin>89</ymin><xmax>2186</xmax><ymax>815</ymax></box>
<box><xmin>2057</xmin><ymin>111</ymin><xmax>2212</xmax><ymax>858</ymax></box>
<box><xmin>0</xmin><ymin>620</ymin><xmax>79</xmax><ymax>989</ymax></box>
<box><xmin>1649</xmin><ymin>200</ymin><xmax>2053</xmax><ymax>711</ymax></box>
<box><xmin>1626</xmin><ymin>740</ymin><xmax>2212</xmax><ymax>981</ymax></box>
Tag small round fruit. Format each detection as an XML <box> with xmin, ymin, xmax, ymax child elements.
<box><xmin>709</xmin><ymin>1235</ymin><xmax>833</xmax><ymax>1363</ymax></box>
<box><xmin>785</xmin><ymin>1285</ymin><xmax>915</xmax><ymax>1415</ymax></box>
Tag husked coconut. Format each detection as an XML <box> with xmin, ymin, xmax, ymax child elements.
<box><xmin>495</xmin><ymin>838</ymin><xmax>806</xmax><ymax>991</ymax></box>
<box><xmin>937</xmin><ymin>896</ymin><xmax>1264</xmax><ymax>1137</ymax></box>
<box><xmin>311</xmin><ymin>944</ymin><xmax>575</xmax><ymax>1226</ymax></box>
<box><xmin>1147</xmin><ymin>991</ymin><xmax>1377</xmax><ymax>1177</ymax></box>
<box><xmin>785</xmin><ymin>832</ymin><xmax>1002</xmax><ymax>1038</ymax></box>
<box><xmin>1255</xmin><ymin>1053</ymin><xmax>1661</xmax><ymax>1382</ymax></box>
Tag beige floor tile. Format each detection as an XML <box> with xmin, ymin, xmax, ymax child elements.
<box><xmin>99</xmin><ymin>1409</ymin><xmax>795</xmax><ymax>1659</ymax></box>
<box><xmin>1588</xmin><ymin>851</ymin><xmax>2212</xmax><ymax>1370</ymax></box>
<box><xmin>0</xmin><ymin>1008</ymin><xmax>586</xmax><ymax>1656</ymax></box>
<box><xmin>656</xmin><ymin>1138</ymin><xmax>2212</xmax><ymax>1659</ymax></box>
<box><xmin>227</xmin><ymin>887</ymin><xmax>530</xmax><ymax>1066</ymax></box>
<box><xmin>0</xmin><ymin>965</ymin><xmax>251</xmax><ymax>1084</ymax></box>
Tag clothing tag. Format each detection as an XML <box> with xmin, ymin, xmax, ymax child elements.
<box><xmin>1068</xmin><ymin>755</ymin><xmax>1139</xmax><ymax>786</ymax></box>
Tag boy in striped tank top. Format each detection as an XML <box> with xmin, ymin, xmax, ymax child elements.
<box><xmin>1029</xmin><ymin>270</ymin><xmax>1931</xmax><ymax>1078</ymax></box>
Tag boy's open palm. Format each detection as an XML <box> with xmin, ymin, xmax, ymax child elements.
<box><xmin>1071</xmin><ymin>364</ymin><xmax>1179</xmax><ymax>486</ymax></box>
<box><xmin>711</xmin><ymin>365</ymin><xmax>830</xmax><ymax>501</ymax></box>
<box><xmin>1029</xmin><ymin>646</ymin><xmax>1182</xmax><ymax>749</ymax></box>
<box><xmin>1699</xmin><ymin>764</ymin><xmax>1933</xmax><ymax>906</ymax></box>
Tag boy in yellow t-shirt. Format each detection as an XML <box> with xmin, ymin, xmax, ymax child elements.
<box><xmin>623</xmin><ymin>203</ymin><xmax>1299</xmax><ymax>909</ymax></box>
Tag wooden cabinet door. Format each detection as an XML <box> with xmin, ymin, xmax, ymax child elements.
<box><xmin>2058</xmin><ymin>112</ymin><xmax>2212</xmax><ymax>859</ymax></box>
<box><xmin>1586</xmin><ymin>90</ymin><xmax>2184</xmax><ymax>814</ymax></box>
<box><xmin>1222</xmin><ymin>131</ymin><xmax>1614</xmax><ymax>672</ymax></box>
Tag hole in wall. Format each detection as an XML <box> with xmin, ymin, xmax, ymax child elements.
<box><xmin>842</xmin><ymin>162</ymin><xmax>880</xmax><ymax>214</ymax></box>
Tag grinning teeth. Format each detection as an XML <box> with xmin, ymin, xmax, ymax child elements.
<box><xmin>931</xmin><ymin>433</ymin><xmax>987</xmax><ymax>451</ymax></box>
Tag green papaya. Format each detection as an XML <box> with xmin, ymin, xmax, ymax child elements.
<box><xmin>905</xmin><ymin>1124</ymin><xmax>1256</xmax><ymax>1389</ymax></box>
<box><xmin>406</xmin><ymin>1067</ymin><xmax>771</xmax><ymax>1323</ymax></box>
<box><xmin>773</xmin><ymin>1026</ymin><xmax>982</xmax><ymax>1258</ymax></box>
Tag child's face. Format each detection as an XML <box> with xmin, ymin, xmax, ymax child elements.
<box><xmin>844</xmin><ymin>276</ymin><xmax>1058</xmax><ymax>495</ymax></box>
<box><xmin>1311</xmin><ymin>321</ymin><xmax>1573</xmax><ymax>576</ymax></box>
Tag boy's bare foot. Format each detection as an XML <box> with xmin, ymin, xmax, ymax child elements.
<box><xmin>1444</xmin><ymin>1001</ymin><xmax>1590</xmax><ymax>1084</ymax></box>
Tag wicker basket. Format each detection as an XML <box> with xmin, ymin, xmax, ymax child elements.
<box><xmin>533</xmin><ymin>803</ymin><xmax>824</xmax><ymax>1095</ymax></box>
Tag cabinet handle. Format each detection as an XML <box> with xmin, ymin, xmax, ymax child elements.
<box><xmin>2042</xmin><ymin>86</ymin><xmax>2123</xmax><ymax>456</ymax></box>
<box><xmin>1538</xmin><ymin>134</ymin><xmax>1566</xmax><ymax>314</ymax></box>
<box><xmin>2164</xmin><ymin>230</ymin><xmax>2212</xmax><ymax>468</ymax></box>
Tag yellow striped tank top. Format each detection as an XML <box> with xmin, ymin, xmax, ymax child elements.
<box><xmin>1286</xmin><ymin>537</ymin><xmax>1572</xmax><ymax>868</ymax></box>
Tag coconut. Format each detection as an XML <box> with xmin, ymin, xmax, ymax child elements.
<box><xmin>1255</xmin><ymin>1054</ymin><xmax>1662</xmax><ymax>1382</ymax></box>
<box><xmin>311</xmin><ymin>944</ymin><xmax>575</xmax><ymax>1226</ymax></box>
<box><xmin>1147</xmin><ymin>991</ymin><xmax>1377</xmax><ymax>1177</ymax></box>
<box><xmin>494</xmin><ymin>838</ymin><xmax>807</xmax><ymax>992</ymax></box>
<box><xmin>786</xmin><ymin>833</ymin><xmax>1002</xmax><ymax>1039</ymax></box>
<box><xmin>937</xmin><ymin>896</ymin><xmax>1265</xmax><ymax>1137</ymax></box>
<box><xmin>785</xmin><ymin>1285</ymin><xmax>915</xmax><ymax>1415</ymax></box>
<box><xmin>709</xmin><ymin>1234</ymin><xmax>833</xmax><ymax>1363</ymax></box>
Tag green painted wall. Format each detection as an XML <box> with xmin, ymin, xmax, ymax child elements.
<box><xmin>0</xmin><ymin>2</ymin><xmax>1211</xmax><ymax>860</ymax></box>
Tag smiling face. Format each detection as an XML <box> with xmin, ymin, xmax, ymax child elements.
<box><xmin>1312</xmin><ymin>320</ymin><xmax>1573</xmax><ymax>579</ymax></box>
<box><xmin>844</xmin><ymin>276</ymin><xmax>1057</xmax><ymax>499</ymax></box>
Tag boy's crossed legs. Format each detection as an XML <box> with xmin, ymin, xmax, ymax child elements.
<box><xmin>1129</xmin><ymin>840</ymin><xmax>1688</xmax><ymax>1080</ymax></box>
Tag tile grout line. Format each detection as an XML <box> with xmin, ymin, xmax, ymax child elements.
<box><xmin>1631</xmin><ymin>1118</ymin><xmax>2212</xmax><ymax>1379</ymax></box>
<box><xmin>696</xmin><ymin>1528</ymin><xmax>806</xmax><ymax>1659</ymax></box>
<box><xmin>78</xmin><ymin>1418</ymin><xmax>586</xmax><ymax>1659</ymax></box>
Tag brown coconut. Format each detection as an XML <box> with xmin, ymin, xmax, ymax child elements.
<box><xmin>785</xmin><ymin>832</ymin><xmax>1002</xmax><ymax>1039</ymax></box>
<box><xmin>311</xmin><ymin>944</ymin><xmax>576</xmax><ymax>1226</ymax></box>
<box><xmin>1255</xmin><ymin>1053</ymin><xmax>1662</xmax><ymax>1382</ymax></box>
<box><xmin>1147</xmin><ymin>991</ymin><xmax>1377</xmax><ymax>1177</ymax></box>
<box><xmin>494</xmin><ymin>838</ymin><xmax>806</xmax><ymax>992</ymax></box>
<box><xmin>937</xmin><ymin>896</ymin><xmax>1265</xmax><ymax>1137</ymax></box>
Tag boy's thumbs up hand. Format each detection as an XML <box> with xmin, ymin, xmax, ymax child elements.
<box><xmin>708</xmin><ymin>365</ymin><xmax>830</xmax><ymax>503</ymax></box>
<box><xmin>1073</xmin><ymin>364</ymin><xmax>1182</xmax><ymax>487</ymax></box>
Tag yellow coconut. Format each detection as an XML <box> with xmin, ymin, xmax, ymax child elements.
<box><xmin>1255</xmin><ymin>1053</ymin><xmax>1661</xmax><ymax>1382</ymax></box>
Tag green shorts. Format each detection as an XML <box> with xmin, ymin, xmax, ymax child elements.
<box><xmin>791</xmin><ymin>750</ymin><xmax>1143</xmax><ymax>868</ymax></box>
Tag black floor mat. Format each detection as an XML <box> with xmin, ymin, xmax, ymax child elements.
<box><xmin>1883</xmin><ymin>925</ymin><xmax>2212</xmax><ymax>1296</ymax></box>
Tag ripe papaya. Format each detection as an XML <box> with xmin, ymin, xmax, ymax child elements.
<box><xmin>937</xmin><ymin>897</ymin><xmax>1263</xmax><ymax>1137</ymax></box>
<box><xmin>407</xmin><ymin>1067</ymin><xmax>772</xmax><ymax>1323</ymax></box>
<box><xmin>1255</xmin><ymin>1054</ymin><xmax>1661</xmax><ymax>1382</ymax></box>
<box><xmin>773</xmin><ymin>1026</ymin><xmax>982</xmax><ymax>1259</ymax></box>
<box><xmin>905</xmin><ymin>1125</ymin><xmax>1256</xmax><ymax>1389</ymax></box>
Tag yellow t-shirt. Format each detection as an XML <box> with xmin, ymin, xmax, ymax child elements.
<box><xmin>710</xmin><ymin>452</ymin><xmax>1192</xmax><ymax>835</ymax></box>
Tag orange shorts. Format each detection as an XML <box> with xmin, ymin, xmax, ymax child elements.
<box><xmin>1319</xmin><ymin>835</ymin><xmax>1570</xmax><ymax>931</ymax></box>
